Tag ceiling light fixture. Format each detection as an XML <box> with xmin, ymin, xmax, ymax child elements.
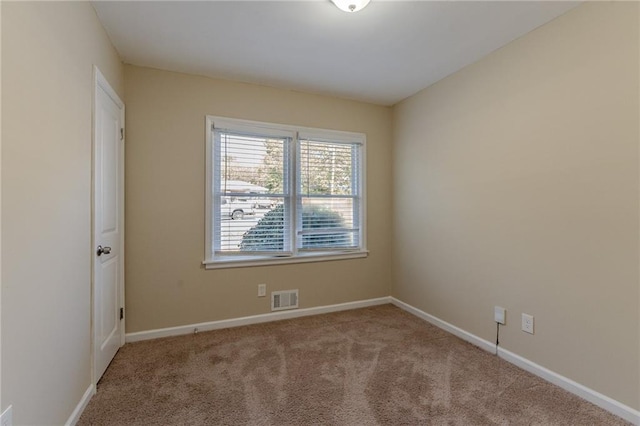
<box><xmin>331</xmin><ymin>0</ymin><xmax>370</xmax><ymax>13</ymax></box>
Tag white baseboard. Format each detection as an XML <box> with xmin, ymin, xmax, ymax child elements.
<box><xmin>390</xmin><ymin>297</ymin><xmax>496</xmax><ymax>353</ymax></box>
<box><xmin>65</xmin><ymin>384</ymin><xmax>95</xmax><ymax>426</ymax></box>
<box><xmin>389</xmin><ymin>297</ymin><xmax>640</xmax><ymax>425</ymax></box>
<box><xmin>498</xmin><ymin>347</ymin><xmax>640</xmax><ymax>425</ymax></box>
<box><xmin>125</xmin><ymin>297</ymin><xmax>391</xmax><ymax>343</ymax></box>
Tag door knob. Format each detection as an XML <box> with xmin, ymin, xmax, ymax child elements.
<box><xmin>96</xmin><ymin>245</ymin><xmax>112</xmax><ymax>256</ymax></box>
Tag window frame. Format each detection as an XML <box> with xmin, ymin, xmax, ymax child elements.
<box><xmin>204</xmin><ymin>116</ymin><xmax>368</xmax><ymax>269</ymax></box>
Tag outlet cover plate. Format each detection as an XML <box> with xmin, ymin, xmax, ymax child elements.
<box><xmin>1</xmin><ymin>405</ymin><xmax>13</xmax><ymax>426</ymax></box>
<box><xmin>258</xmin><ymin>284</ymin><xmax>266</xmax><ymax>297</ymax></box>
<box><xmin>522</xmin><ymin>313</ymin><xmax>534</xmax><ymax>334</ymax></box>
<box><xmin>494</xmin><ymin>306</ymin><xmax>506</xmax><ymax>324</ymax></box>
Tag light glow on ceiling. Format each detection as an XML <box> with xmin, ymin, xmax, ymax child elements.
<box><xmin>331</xmin><ymin>0</ymin><xmax>371</xmax><ymax>13</ymax></box>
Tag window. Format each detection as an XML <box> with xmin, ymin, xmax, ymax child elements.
<box><xmin>204</xmin><ymin>116</ymin><xmax>366</xmax><ymax>268</ymax></box>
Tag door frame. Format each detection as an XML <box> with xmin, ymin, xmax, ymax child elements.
<box><xmin>91</xmin><ymin>65</ymin><xmax>125</xmax><ymax>386</ymax></box>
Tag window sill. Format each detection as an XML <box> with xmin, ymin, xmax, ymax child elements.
<box><xmin>203</xmin><ymin>250</ymin><xmax>369</xmax><ymax>270</ymax></box>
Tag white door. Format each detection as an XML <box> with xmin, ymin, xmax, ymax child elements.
<box><xmin>93</xmin><ymin>67</ymin><xmax>125</xmax><ymax>382</ymax></box>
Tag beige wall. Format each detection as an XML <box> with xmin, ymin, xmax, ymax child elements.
<box><xmin>1</xmin><ymin>2</ymin><xmax>123</xmax><ymax>424</ymax></box>
<box><xmin>392</xmin><ymin>2</ymin><xmax>639</xmax><ymax>410</ymax></box>
<box><xmin>124</xmin><ymin>65</ymin><xmax>392</xmax><ymax>333</ymax></box>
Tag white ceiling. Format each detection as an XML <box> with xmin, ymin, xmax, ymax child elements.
<box><xmin>92</xmin><ymin>1</ymin><xmax>579</xmax><ymax>106</ymax></box>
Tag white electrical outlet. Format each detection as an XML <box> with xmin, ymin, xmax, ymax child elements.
<box><xmin>522</xmin><ymin>313</ymin><xmax>534</xmax><ymax>334</ymax></box>
<box><xmin>494</xmin><ymin>306</ymin><xmax>506</xmax><ymax>325</ymax></box>
<box><xmin>1</xmin><ymin>405</ymin><xmax>13</xmax><ymax>426</ymax></box>
<box><xmin>258</xmin><ymin>283</ymin><xmax>266</xmax><ymax>297</ymax></box>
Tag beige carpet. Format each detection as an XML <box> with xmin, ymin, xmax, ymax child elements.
<box><xmin>79</xmin><ymin>304</ymin><xmax>629</xmax><ymax>425</ymax></box>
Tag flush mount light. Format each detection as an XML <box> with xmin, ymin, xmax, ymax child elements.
<box><xmin>331</xmin><ymin>0</ymin><xmax>371</xmax><ymax>13</ymax></box>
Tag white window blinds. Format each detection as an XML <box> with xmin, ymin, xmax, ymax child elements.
<box><xmin>213</xmin><ymin>127</ymin><xmax>291</xmax><ymax>255</ymax></box>
<box><xmin>297</xmin><ymin>138</ymin><xmax>361</xmax><ymax>250</ymax></box>
<box><xmin>206</xmin><ymin>116</ymin><xmax>365</xmax><ymax>263</ymax></box>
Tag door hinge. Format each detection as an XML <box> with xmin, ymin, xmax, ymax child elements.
<box><xmin>120</xmin><ymin>128</ymin><xmax>124</xmax><ymax>141</ymax></box>
<box><xmin>120</xmin><ymin>307</ymin><xmax>124</xmax><ymax>320</ymax></box>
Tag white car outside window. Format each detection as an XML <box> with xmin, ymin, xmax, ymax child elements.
<box><xmin>220</xmin><ymin>197</ymin><xmax>255</xmax><ymax>220</ymax></box>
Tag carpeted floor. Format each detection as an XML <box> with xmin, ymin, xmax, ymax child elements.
<box><xmin>78</xmin><ymin>304</ymin><xmax>629</xmax><ymax>425</ymax></box>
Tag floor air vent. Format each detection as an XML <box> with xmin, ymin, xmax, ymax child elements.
<box><xmin>271</xmin><ymin>290</ymin><xmax>299</xmax><ymax>311</ymax></box>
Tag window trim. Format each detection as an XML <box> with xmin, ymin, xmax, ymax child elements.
<box><xmin>204</xmin><ymin>115</ymin><xmax>367</xmax><ymax>268</ymax></box>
